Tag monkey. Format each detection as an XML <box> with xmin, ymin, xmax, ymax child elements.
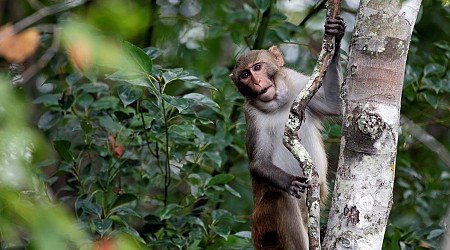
<box><xmin>229</xmin><ymin>17</ymin><xmax>345</xmax><ymax>250</ymax></box>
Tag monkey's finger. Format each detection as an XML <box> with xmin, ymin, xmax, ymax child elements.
<box><xmin>289</xmin><ymin>188</ymin><xmax>304</xmax><ymax>199</ymax></box>
<box><xmin>292</xmin><ymin>181</ymin><xmax>310</xmax><ymax>190</ymax></box>
<box><xmin>325</xmin><ymin>23</ymin><xmax>346</xmax><ymax>32</ymax></box>
<box><xmin>326</xmin><ymin>17</ymin><xmax>345</xmax><ymax>25</ymax></box>
<box><xmin>325</xmin><ymin>19</ymin><xmax>346</xmax><ymax>33</ymax></box>
<box><xmin>325</xmin><ymin>27</ymin><xmax>346</xmax><ymax>39</ymax></box>
<box><xmin>294</xmin><ymin>176</ymin><xmax>309</xmax><ymax>184</ymax></box>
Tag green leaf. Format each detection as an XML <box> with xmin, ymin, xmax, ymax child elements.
<box><xmin>58</xmin><ymin>92</ymin><xmax>75</xmax><ymax>110</ymax></box>
<box><xmin>435</xmin><ymin>40</ymin><xmax>450</xmax><ymax>51</ymax></box>
<box><xmin>80</xmin><ymin>120</ymin><xmax>93</xmax><ymax>133</ymax></box>
<box><xmin>441</xmin><ymin>79</ymin><xmax>450</xmax><ymax>92</ymax></box>
<box><xmin>66</xmin><ymin>73</ymin><xmax>83</xmax><ymax>86</ymax></box>
<box><xmin>118</xmin><ymin>226</ymin><xmax>146</xmax><ymax>243</ymax></box>
<box><xmin>110</xmin><ymin>193</ymin><xmax>138</xmax><ymax>209</ymax></box>
<box><xmin>186</xmin><ymin>216</ymin><xmax>206</xmax><ymax>231</ymax></box>
<box><xmin>427</xmin><ymin>229</ymin><xmax>444</xmax><ymax>240</ymax></box>
<box><xmin>204</xmin><ymin>151</ymin><xmax>222</xmax><ymax>169</ymax></box>
<box><xmin>34</xmin><ymin>159</ymin><xmax>58</xmax><ymax>168</ymax></box>
<box><xmin>77</xmin><ymin>93</ymin><xmax>94</xmax><ymax>109</ymax></box>
<box><xmin>212</xmin><ymin>209</ymin><xmax>233</xmax><ymax>222</ymax></box>
<box><xmin>183</xmin><ymin>93</ymin><xmax>220</xmax><ymax>112</ymax></box>
<box><xmin>114</xmin><ymin>110</ymin><xmax>134</xmax><ymax>122</ymax></box>
<box><xmin>111</xmin><ymin>207</ymin><xmax>141</xmax><ymax>218</ymax></box>
<box><xmin>422</xmin><ymin>78</ymin><xmax>441</xmax><ymax>93</ymax></box>
<box><xmin>91</xmin><ymin>96</ymin><xmax>119</xmax><ymax>109</ymax></box>
<box><xmin>144</xmin><ymin>47</ymin><xmax>161</xmax><ymax>60</ymax></box>
<box><xmin>163</xmin><ymin>95</ymin><xmax>193</xmax><ymax>114</ymax></box>
<box><xmin>53</xmin><ymin>140</ymin><xmax>74</xmax><ymax>162</ymax></box>
<box><xmin>162</xmin><ymin>68</ymin><xmax>183</xmax><ymax>83</ymax></box>
<box><xmin>81</xmin><ymin>200</ymin><xmax>102</xmax><ymax>218</ymax></box>
<box><xmin>423</xmin><ymin>63</ymin><xmax>446</xmax><ymax>77</ymax></box>
<box><xmin>98</xmin><ymin>115</ymin><xmax>122</xmax><ymax>134</ymax></box>
<box><xmin>179</xmin><ymin>75</ymin><xmax>217</xmax><ymax>90</ymax></box>
<box><xmin>212</xmin><ymin>224</ymin><xmax>230</xmax><ymax>239</ymax></box>
<box><xmin>107</xmin><ymin>71</ymin><xmax>154</xmax><ymax>88</ymax></box>
<box><xmin>123</xmin><ymin>41</ymin><xmax>153</xmax><ymax>74</ymax></box>
<box><xmin>224</xmin><ymin>184</ymin><xmax>241</xmax><ymax>198</ymax></box>
<box><xmin>190</xmin><ymin>184</ymin><xmax>204</xmax><ymax>198</ymax></box>
<box><xmin>159</xmin><ymin>203</ymin><xmax>180</xmax><ymax>220</ymax></box>
<box><xmin>207</xmin><ymin>174</ymin><xmax>234</xmax><ymax>186</ymax></box>
<box><xmin>117</xmin><ymin>84</ymin><xmax>143</xmax><ymax>107</ymax></box>
<box><xmin>38</xmin><ymin>111</ymin><xmax>61</xmax><ymax>130</ymax></box>
<box><xmin>76</xmin><ymin>82</ymin><xmax>109</xmax><ymax>93</ymax></box>
<box><xmin>423</xmin><ymin>93</ymin><xmax>439</xmax><ymax>109</ymax></box>
<box><xmin>33</xmin><ymin>94</ymin><xmax>60</xmax><ymax>106</ymax></box>
<box><xmin>170</xmin><ymin>123</ymin><xmax>195</xmax><ymax>139</ymax></box>
<box><xmin>255</xmin><ymin>0</ymin><xmax>270</xmax><ymax>11</ymax></box>
<box><xmin>93</xmin><ymin>219</ymin><xmax>112</xmax><ymax>235</ymax></box>
<box><xmin>188</xmin><ymin>173</ymin><xmax>203</xmax><ymax>186</ymax></box>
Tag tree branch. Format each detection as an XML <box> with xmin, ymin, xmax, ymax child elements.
<box><xmin>283</xmin><ymin>0</ymin><xmax>341</xmax><ymax>249</ymax></box>
<box><xmin>252</xmin><ymin>0</ymin><xmax>273</xmax><ymax>50</ymax></box>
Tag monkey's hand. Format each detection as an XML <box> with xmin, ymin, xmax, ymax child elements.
<box><xmin>289</xmin><ymin>176</ymin><xmax>310</xmax><ymax>199</ymax></box>
<box><xmin>325</xmin><ymin>16</ymin><xmax>346</xmax><ymax>45</ymax></box>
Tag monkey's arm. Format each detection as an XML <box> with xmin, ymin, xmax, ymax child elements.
<box><xmin>309</xmin><ymin>16</ymin><xmax>345</xmax><ymax>116</ymax></box>
<box><xmin>245</xmin><ymin>121</ymin><xmax>308</xmax><ymax>199</ymax></box>
<box><xmin>249</xmin><ymin>160</ymin><xmax>308</xmax><ymax>199</ymax></box>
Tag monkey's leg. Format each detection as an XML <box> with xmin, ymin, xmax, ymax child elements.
<box><xmin>277</xmin><ymin>194</ymin><xmax>309</xmax><ymax>250</ymax></box>
<box><xmin>252</xmin><ymin>186</ymin><xmax>283</xmax><ymax>250</ymax></box>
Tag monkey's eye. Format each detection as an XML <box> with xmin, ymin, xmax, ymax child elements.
<box><xmin>253</xmin><ymin>63</ymin><xmax>262</xmax><ymax>71</ymax></box>
<box><xmin>240</xmin><ymin>70</ymin><xmax>250</xmax><ymax>80</ymax></box>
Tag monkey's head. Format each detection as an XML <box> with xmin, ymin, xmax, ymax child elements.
<box><xmin>230</xmin><ymin>46</ymin><xmax>285</xmax><ymax>102</ymax></box>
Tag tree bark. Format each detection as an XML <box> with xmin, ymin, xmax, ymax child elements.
<box><xmin>323</xmin><ymin>1</ymin><xmax>421</xmax><ymax>249</ymax></box>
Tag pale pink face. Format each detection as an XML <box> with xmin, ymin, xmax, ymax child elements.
<box><xmin>238</xmin><ymin>62</ymin><xmax>277</xmax><ymax>102</ymax></box>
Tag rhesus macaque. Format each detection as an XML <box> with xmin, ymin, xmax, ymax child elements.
<box><xmin>230</xmin><ymin>17</ymin><xmax>345</xmax><ymax>250</ymax></box>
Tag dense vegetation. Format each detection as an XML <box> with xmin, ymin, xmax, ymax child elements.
<box><xmin>0</xmin><ymin>0</ymin><xmax>448</xmax><ymax>249</ymax></box>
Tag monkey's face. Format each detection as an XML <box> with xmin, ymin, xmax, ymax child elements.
<box><xmin>230</xmin><ymin>49</ymin><xmax>283</xmax><ymax>103</ymax></box>
<box><xmin>236</xmin><ymin>61</ymin><xmax>277</xmax><ymax>102</ymax></box>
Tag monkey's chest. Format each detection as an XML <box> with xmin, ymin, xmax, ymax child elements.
<box><xmin>272</xmin><ymin>144</ymin><xmax>302</xmax><ymax>176</ymax></box>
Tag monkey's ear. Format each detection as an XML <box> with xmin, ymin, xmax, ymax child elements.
<box><xmin>268</xmin><ymin>46</ymin><xmax>285</xmax><ymax>67</ymax></box>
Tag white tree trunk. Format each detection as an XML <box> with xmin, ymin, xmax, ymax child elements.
<box><xmin>323</xmin><ymin>1</ymin><xmax>421</xmax><ymax>249</ymax></box>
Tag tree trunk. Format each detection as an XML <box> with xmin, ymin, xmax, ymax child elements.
<box><xmin>323</xmin><ymin>1</ymin><xmax>421</xmax><ymax>249</ymax></box>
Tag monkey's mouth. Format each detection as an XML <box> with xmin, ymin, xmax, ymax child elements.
<box><xmin>259</xmin><ymin>87</ymin><xmax>270</xmax><ymax>95</ymax></box>
<box><xmin>258</xmin><ymin>85</ymin><xmax>275</xmax><ymax>102</ymax></box>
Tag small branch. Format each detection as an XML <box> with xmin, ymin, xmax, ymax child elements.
<box><xmin>21</xmin><ymin>25</ymin><xmax>60</xmax><ymax>83</ymax></box>
<box><xmin>400</xmin><ymin>115</ymin><xmax>450</xmax><ymax>168</ymax></box>
<box><xmin>252</xmin><ymin>0</ymin><xmax>273</xmax><ymax>50</ymax></box>
<box><xmin>10</xmin><ymin>0</ymin><xmax>88</xmax><ymax>34</ymax></box>
<box><xmin>144</xmin><ymin>0</ymin><xmax>158</xmax><ymax>47</ymax></box>
<box><xmin>298</xmin><ymin>0</ymin><xmax>327</xmax><ymax>27</ymax></box>
<box><xmin>283</xmin><ymin>0</ymin><xmax>341</xmax><ymax>249</ymax></box>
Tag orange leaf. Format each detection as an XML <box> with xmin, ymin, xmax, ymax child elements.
<box><xmin>67</xmin><ymin>37</ymin><xmax>93</xmax><ymax>71</ymax></box>
<box><xmin>0</xmin><ymin>24</ymin><xmax>40</xmax><ymax>63</ymax></box>
<box><xmin>109</xmin><ymin>135</ymin><xmax>124</xmax><ymax>157</ymax></box>
<box><xmin>114</xmin><ymin>144</ymin><xmax>124</xmax><ymax>157</ymax></box>
<box><xmin>93</xmin><ymin>238</ymin><xmax>116</xmax><ymax>250</ymax></box>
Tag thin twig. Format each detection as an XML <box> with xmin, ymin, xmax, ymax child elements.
<box><xmin>12</xmin><ymin>0</ymin><xmax>87</xmax><ymax>33</ymax></box>
<box><xmin>283</xmin><ymin>0</ymin><xmax>341</xmax><ymax>249</ymax></box>
<box><xmin>22</xmin><ymin>25</ymin><xmax>60</xmax><ymax>83</ymax></box>
<box><xmin>252</xmin><ymin>0</ymin><xmax>273</xmax><ymax>50</ymax></box>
